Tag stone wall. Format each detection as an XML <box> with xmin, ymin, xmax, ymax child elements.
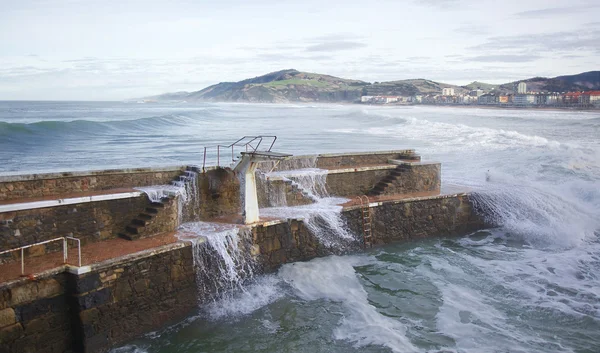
<box><xmin>0</xmin><ymin>167</ymin><xmax>186</xmax><ymax>202</ymax></box>
<box><xmin>251</xmin><ymin>220</ymin><xmax>333</xmax><ymax>272</ymax></box>
<box><xmin>325</xmin><ymin>168</ymin><xmax>393</xmax><ymax>197</ymax></box>
<box><xmin>256</xmin><ymin>178</ymin><xmax>314</xmax><ymax>208</ymax></box>
<box><xmin>0</xmin><ymin>272</ymin><xmax>72</xmax><ymax>353</ymax></box>
<box><xmin>343</xmin><ymin>194</ymin><xmax>486</xmax><ymax>244</ymax></box>
<box><xmin>0</xmin><ymin>244</ymin><xmax>196</xmax><ymax>353</ymax></box>
<box><xmin>316</xmin><ymin>150</ymin><xmax>419</xmax><ymax>169</ymax></box>
<box><xmin>379</xmin><ymin>163</ymin><xmax>441</xmax><ymax>196</ymax></box>
<box><xmin>196</xmin><ymin>168</ymin><xmax>241</xmax><ymax>221</ymax></box>
<box><xmin>0</xmin><ymin>195</ymin><xmax>178</xmax><ymax>262</ymax></box>
<box><xmin>67</xmin><ymin>244</ymin><xmax>196</xmax><ymax>353</ymax></box>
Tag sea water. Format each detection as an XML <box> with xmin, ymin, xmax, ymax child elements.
<box><xmin>1</xmin><ymin>101</ymin><xmax>599</xmax><ymax>352</ymax></box>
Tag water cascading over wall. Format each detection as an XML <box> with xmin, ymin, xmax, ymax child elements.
<box><xmin>178</xmin><ymin>222</ymin><xmax>257</xmax><ymax>303</ymax></box>
<box><xmin>135</xmin><ymin>169</ymin><xmax>201</xmax><ymax>225</ymax></box>
<box><xmin>258</xmin><ymin>158</ymin><xmax>360</xmax><ymax>251</ymax></box>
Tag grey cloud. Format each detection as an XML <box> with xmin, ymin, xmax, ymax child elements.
<box><xmin>470</xmin><ymin>30</ymin><xmax>600</xmax><ymax>53</ymax></box>
<box><xmin>515</xmin><ymin>4</ymin><xmax>599</xmax><ymax>18</ymax></box>
<box><xmin>467</xmin><ymin>54</ymin><xmax>542</xmax><ymax>63</ymax></box>
<box><xmin>306</xmin><ymin>41</ymin><xmax>367</xmax><ymax>52</ymax></box>
<box><xmin>415</xmin><ymin>0</ymin><xmax>459</xmax><ymax>9</ymax></box>
<box><xmin>308</xmin><ymin>33</ymin><xmax>362</xmax><ymax>41</ymax></box>
<box><xmin>454</xmin><ymin>24</ymin><xmax>490</xmax><ymax>35</ymax></box>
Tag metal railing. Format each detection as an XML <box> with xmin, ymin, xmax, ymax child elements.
<box><xmin>0</xmin><ymin>236</ymin><xmax>82</xmax><ymax>276</ymax></box>
<box><xmin>202</xmin><ymin>135</ymin><xmax>277</xmax><ymax>171</ymax></box>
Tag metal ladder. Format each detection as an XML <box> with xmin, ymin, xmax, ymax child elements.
<box><xmin>357</xmin><ymin>195</ymin><xmax>373</xmax><ymax>248</ymax></box>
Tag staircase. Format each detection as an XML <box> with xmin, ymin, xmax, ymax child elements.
<box><xmin>118</xmin><ymin>197</ymin><xmax>173</xmax><ymax>240</ymax></box>
<box><xmin>367</xmin><ymin>165</ymin><xmax>409</xmax><ymax>197</ymax></box>
<box><xmin>118</xmin><ymin>167</ymin><xmax>197</xmax><ymax>241</ymax></box>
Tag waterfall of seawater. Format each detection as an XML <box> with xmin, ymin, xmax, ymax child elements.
<box><xmin>260</xmin><ymin>162</ymin><xmax>359</xmax><ymax>250</ymax></box>
<box><xmin>177</xmin><ymin>222</ymin><xmax>256</xmax><ymax>304</ymax></box>
<box><xmin>135</xmin><ymin>170</ymin><xmax>200</xmax><ymax>224</ymax></box>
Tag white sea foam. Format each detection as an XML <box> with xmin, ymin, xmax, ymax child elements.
<box><xmin>203</xmin><ymin>275</ymin><xmax>284</xmax><ymax>320</ymax></box>
<box><xmin>279</xmin><ymin>256</ymin><xmax>417</xmax><ymax>352</ymax></box>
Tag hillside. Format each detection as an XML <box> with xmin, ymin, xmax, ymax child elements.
<box><xmin>365</xmin><ymin>79</ymin><xmax>468</xmax><ymax>96</ymax></box>
<box><xmin>186</xmin><ymin>69</ymin><xmax>369</xmax><ymax>103</ymax></box>
<box><xmin>500</xmin><ymin>71</ymin><xmax>600</xmax><ymax>93</ymax></box>
<box><xmin>142</xmin><ymin>70</ymin><xmax>600</xmax><ymax>103</ymax></box>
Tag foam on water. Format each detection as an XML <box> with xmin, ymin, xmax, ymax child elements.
<box><xmin>279</xmin><ymin>256</ymin><xmax>417</xmax><ymax>352</ymax></box>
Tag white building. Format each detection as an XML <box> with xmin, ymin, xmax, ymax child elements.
<box><xmin>442</xmin><ymin>87</ymin><xmax>455</xmax><ymax>96</ymax></box>
<box><xmin>361</xmin><ymin>96</ymin><xmax>374</xmax><ymax>103</ymax></box>
<box><xmin>513</xmin><ymin>94</ymin><xmax>535</xmax><ymax>105</ymax></box>
<box><xmin>517</xmin><ymin>82</ymin><xmax>527</xmax><ymax>94</ymax></box>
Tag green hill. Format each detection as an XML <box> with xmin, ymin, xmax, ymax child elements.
<box><xmin>186</xmin><ymin>69</ymin><xmax>369</xmax><ymax>103</ymax></box>
<box><xmin>143</xmin><ymin>70</ymin><xmax>600</xmax><ymax>103</ymax></box>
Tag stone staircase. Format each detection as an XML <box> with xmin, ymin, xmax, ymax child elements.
<box><xmin>118</xmin><ymin>197</ymin><xmax>175</xmax><ymax>241</ymax></box>
<box><xmin>118</xmin><ymin>167</ymin><xmax>198</xmax><ymax>241</ymax></box>
<box><xmin>367</xmin><ymin>164</ymin><xmax>410</xmax><ymax>197</ymax></box>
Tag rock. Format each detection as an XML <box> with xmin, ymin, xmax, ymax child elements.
<box><xmin>10</xmin><ymin>282</ymin><xmax>38</xmax><ymax>306</ymax></box>
<box><xmin>0</xmin><ymin>323</ymin><xmax>23</xmax><ymax>343</ymax></box>
<box><xmin>0</xmin><ymin>308</ymin><xmax>16</xmax><ymax>328</ymax></box>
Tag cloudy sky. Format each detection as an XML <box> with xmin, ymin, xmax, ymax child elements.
<box><xmin>1</xmin><ymin>0</ymin><xmax>598</xmax><ymax>100</ymax></box>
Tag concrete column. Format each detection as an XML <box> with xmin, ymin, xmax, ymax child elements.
<box><xmin>243</xmin><ymin>161</ymin><xmax>260</xmax><ymax>224</ymax></box>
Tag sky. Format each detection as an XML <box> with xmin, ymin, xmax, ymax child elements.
<box><xmin>0</xmin><ymin>0</ymin><xmax>598</xmax><ymax>100</ymax></box>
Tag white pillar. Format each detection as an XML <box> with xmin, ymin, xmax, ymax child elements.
<box><xmin>243</xmin><ymin>161</ymin><xmax>260</xmax><ymax>224</ymax></box>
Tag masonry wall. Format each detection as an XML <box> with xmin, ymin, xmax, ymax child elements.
<box><xmin>0</xmin><ymin>167</ymin><xmax>185</xmax><ymax>202</ymax></box>
<box><xmin>0</xmin><ymin>195</ymin><xmax>178</xmax><ymax>263</ymax></box>
<box><xmin>68</xmin><ymin>245</ymin><xmax>196</xmax><ymax>353</ymax></box>
<box><xmin>251</xmin><ymin>220</ymin><xmax>334</xmax><ymax>272</ymax></box>
<box><xmin>343</xmin><ymin>194</ymin><xmax>486</xmax><ymax>244</ymax></box>
<box><xmin>0</xmin><ymin>273</ymin><xmax>72</xmax><ymax>353</ymax></box>
<box><xmin>380</xmin><ymin>163</ymin><xmax>441</xmax><ymax>196</ymax></box>
<box><xmin>196</xmin><ymin>168</ymin><xmax>241</xmax><ymax>221</ymax></box>
<box><xmin>256</xmin><ymin>178</ymin><xmax>314</xmax><ymax>208</ymax></box>
<box><xmin>325</xmin><ymin>168</ymin><xmax>392</xmax><ymax>197</ymax></box>
<box><xmin>315</xmin><ymin>150</ymin><xmax>419</xmax><ymax>169</ymax></box>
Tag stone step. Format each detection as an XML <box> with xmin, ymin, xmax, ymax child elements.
<box><xmin>117</xmin><ymin>231</ymin><xmax>137</xmax><ymax>241</ymax></box>
<box><xmin>138</xmin><ymin>213</ymin><xmax>153</xmax><ymax>220</ymax></box>
<box><xmin>126</xmin><ymin>224</ymin><xmax>143</xmax><ymax>234</ymax></box>
<box><xmin>145</xmin><ymin>207</ymin><xmax>160</xmax><ymax>214</ymax></box>
<box><xmin>150</xmin><ymin>202</ymin><xmax>166</xmax><ymax>208</ymax></box>
<box><xmin>131</xmin><ymin>218</ymin><xmax>149</xmax><ymax>227</ymax></box>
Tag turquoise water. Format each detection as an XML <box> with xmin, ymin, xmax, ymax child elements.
<box><xmin>1</xmin><ymin>102</ymin><xmax>599</xmax><ymax>352</ymax></box>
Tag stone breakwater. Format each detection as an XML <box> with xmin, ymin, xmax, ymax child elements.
<box><xmin>0</xmin><ymin>150</ymin><xmax>488</xmax><ymax>353</ymax></box>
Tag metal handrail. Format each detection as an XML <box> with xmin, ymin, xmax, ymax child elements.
<box><xmin>0</xmin><ymin>236</ymin><xmax>82</xmax><ymax>276</ymax></box>
<box><xmin>202</xmin><ymin>135</ymin><xmax>277</xmax><ymax>170</ymax></box>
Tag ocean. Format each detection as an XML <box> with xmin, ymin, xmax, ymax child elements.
<box><xmin>1</xmin><ymin>101</ymin><xmax>599</xmax><ymax>352</ymax></box>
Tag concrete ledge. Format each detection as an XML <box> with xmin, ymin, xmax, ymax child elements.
<box><xmin>0</xmin><ymin>166</ymin><xmax>187</xmax><ymax>182</ymax></box>
<box><xmin>342</xmin><ymin>191</ymin><xmax>470</xmax><ymax>211</ymax></box>
<box><xmin>265</xmin><ymin>165</ymin><xmax>396</xmax><ymax>181</ymax></box>
<box><xmin>388</xmin><ymin>159</ymin><xmax>440</xmax><ymax>166</ymax></box>
<box><xmin>0</xmin><ymin>191</ymin><xmax>144</xmax><ymax>213</ymax></box>
<box><xmin>85</xmin><ymin>241</ymin><xmax>190</xmax><ymax>273</ymax></box>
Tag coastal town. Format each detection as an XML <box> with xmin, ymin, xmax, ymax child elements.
<box><xmin>360</xmin><ymin>82</ymin><xmax>600</xmax><ymax>108</ymax></box>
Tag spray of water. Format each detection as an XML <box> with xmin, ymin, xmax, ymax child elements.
<box><xmin>177</xmin><ymin>222</ymin><xmax>256</xmax><ymax>304</ymax></box>
<box><xmin>135</xmin><ymin>169</ymin><xmax>200</xmax><ymax>224</ymax></box>
<box><xmin>469</xmin><ymin>173</ymin><xmax>600</xmax><ymax>249</ymax></box>
<box><xmin>260</xmin><ymin>163</ymin><xmax>358</xmax><ymax>249</ymax></box>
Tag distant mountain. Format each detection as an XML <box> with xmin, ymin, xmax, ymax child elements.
<box><xmin>141</xmin><ymin>70</ymin><xmax>600</xmax><ymax>103</ymax></box>
<box><xmin>366</xmin><ymin>79</ymin><xmax>468</xmax><ymax>96</ymax></box>
<box><xmin>133</xmin><ymin>91</ymin><xmax>190</xmax><ymax>102</ymax></box>
<box><xmin>186</xmin><ymin>69</ymin><xmax>369</xmax><ymax>103</ymax></box>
